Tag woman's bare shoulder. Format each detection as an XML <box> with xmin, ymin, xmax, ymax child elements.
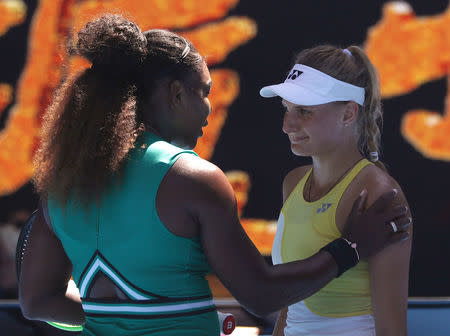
<box><xmin>336</xmin><ymin>162</ymin><xmax>404</xmax><ymax>232</ymax></box>
<box><xmin>282</xmin><ymin>165</ymin><xmax>312</xmax><ymax>202</ymax></box>
<box><xmin>356</xmin><ymin>164</ymin><xmax>402</xmax><ymax>205</ymax></box>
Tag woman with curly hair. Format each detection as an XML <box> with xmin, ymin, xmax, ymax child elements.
<box><xmin>18</xmin><ymin>14</ymin><xmax>409</xmax><ymax>335</ymax></box>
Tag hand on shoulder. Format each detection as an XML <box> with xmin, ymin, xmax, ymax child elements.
<box><xmin>358</xmin><ymin>165</ymin><xmax>408</xmax><ymax>213</ymax></box>
<box><xmin>339</xmin><ymin>163</ymin><xmax>411</xmax><ymax>260</ymax></box>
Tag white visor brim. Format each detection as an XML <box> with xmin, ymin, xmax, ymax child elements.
<box><xmin>259</xmin><ymin>64</ymin><xmax>365</xmax><ymax>106</ymax></box>
<box><xmin>260</xmin><ymin>83</ymin><xmax>339</xmax><ymax>106</ymax></box>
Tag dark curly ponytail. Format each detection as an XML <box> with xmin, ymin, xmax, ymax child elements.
<box><xmin>33</xmin><ymin>14</ymin><xmax>147</xmax><ymax>206</ymax></box>
<box><xmin>34</xmin><ymin>14</ymin><xmax>205</xmax><ymax>207</ymax></box>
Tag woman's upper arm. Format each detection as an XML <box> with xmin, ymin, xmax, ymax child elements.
<box><xmin>191</xmin><ymin>163</ymin><xmax>268</xmax><ymax>291</ymax></box>
<box><xmin>366</xmin><ymin>179</ymin><xmax>412</xmax><ymax>335</ymax></box>
<box><xmin>19</xmin><ymin>202</ymin><xmax>73</xmax><ymax>313</ymax></box>
<box><xmin>161</xmin><ymin>156</ymin><xmax>273</xmax><ymax>307</ymax></box>
<box><xmin>160</xmin><ymin>157</ymin><xmax>338</xmax><ymax>315</ymax></box>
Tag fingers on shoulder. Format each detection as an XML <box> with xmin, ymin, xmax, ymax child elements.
<box><xmin>363</xmin><ymin>167</ymin><xmax>406</xmax><ymax>208</ymax></box>
<box><xmin>363</xmin><ymin>168</ymin><xmax>412</xmax><ymax>233</ymax></box>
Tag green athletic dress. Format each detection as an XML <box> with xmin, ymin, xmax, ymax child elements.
<box><xmin>47</xmin><ymin>132</ymin><xmax>219</xmax><ymax>335</ymax></box>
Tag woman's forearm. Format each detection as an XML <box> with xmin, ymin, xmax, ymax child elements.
<box><xmin>18</xmin><ymin>207</ymin><xmax>85</xmax><ymax>325</ymax></box>
<box><xmin>239</xmin><ymin>250</ymin><xmax>337</xmax><ymax>316</ymax></box>
<box><xmin>21</xmin><ymin>291</ymin><xmax>85</xmax><ymax>325</ymax></box>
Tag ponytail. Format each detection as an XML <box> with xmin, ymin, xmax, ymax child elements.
<box><xmin>33</xmin><ymin>14</ymin><xmax>147</xmax><ymax>206</ymax></box>
<box><xmin>347</xmin><ymin>46</ymin><xmax>386</xmax><ymax>171</ymax></box>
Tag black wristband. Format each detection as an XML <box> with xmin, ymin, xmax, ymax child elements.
<box><xmin>320</xmin><ymin>238</ymin><xmax>359</xmax><ymax>277</ymax></box>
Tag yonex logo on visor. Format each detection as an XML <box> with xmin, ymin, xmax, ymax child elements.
<box><xmin>260</xmin><ymin>64</ymin><xmax>365</xmax><ymax>106</ymax></box>
<box><xmin>287</xmin><ymin>69</ymin><xmax>303</xmax><ymax>80</ymax></box>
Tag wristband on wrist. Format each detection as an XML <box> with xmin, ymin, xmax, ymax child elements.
<box><xmin>320</xmin><ymin>238</ymin><xmax>360</xmax><ymax>277</ymax></box>
<box><xmin>46</xmin><ymin>322</ymin><xmax>83</xmax><ymax>332</ymax></box>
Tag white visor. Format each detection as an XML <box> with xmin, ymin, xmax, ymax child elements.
<box><xmin>260</xmin><ymin>64</ymin><xmax>365</xmax><ymax>106</ymax></box>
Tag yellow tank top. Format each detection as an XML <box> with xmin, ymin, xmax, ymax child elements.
<box><xmin>272</xmin><ymin>159</ymin><xmax>373</xmax><ymax>317</ymax></box>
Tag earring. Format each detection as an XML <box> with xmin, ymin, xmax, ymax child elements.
<box><xmin>344</xmin><ymin>123</ymin><xmax>349</xmax><ymax>127</ymax></box>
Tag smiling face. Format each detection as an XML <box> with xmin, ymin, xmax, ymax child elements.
<box><xmin>281</xmin><ymin>99</ymin><xmax>349</xmax><ymax>157</ymax></box>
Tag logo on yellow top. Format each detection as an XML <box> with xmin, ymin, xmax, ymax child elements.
<box><xmin>316</xmin><ymin>203</ymin><xmax>333</xmax><ymax>214</ymax></box>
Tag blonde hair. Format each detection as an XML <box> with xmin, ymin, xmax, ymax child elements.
<box><xmin>294</xmin><ymin>45</ymin><xmax>386</xmax><ymax>171</ymax></box>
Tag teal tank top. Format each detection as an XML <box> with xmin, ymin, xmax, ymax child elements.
<box><xmin>47</xmin><ymin>132</ymin><xmax>219</xmax><ymax>335</ymax></box>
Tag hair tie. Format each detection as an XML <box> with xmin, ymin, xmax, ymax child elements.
<box><xmin>369</xmin><ymin>151</ymin><xmax>379</xmax><ymax>162</ymax></box>
<box><xmin>342</xmin><ymin>49</ymin><xmax>352</xmax><ymax>57</ymax></box>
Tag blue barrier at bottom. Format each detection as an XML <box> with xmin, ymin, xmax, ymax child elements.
<box><xmin>2</xmin><ymin>298</ymin><xmax>450</xmax><ymax>335</ymax></box>
<box><xmin>407</xmin><ymin>299</ymin><xmax>450</xmax><ymax>336</ymax></box>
